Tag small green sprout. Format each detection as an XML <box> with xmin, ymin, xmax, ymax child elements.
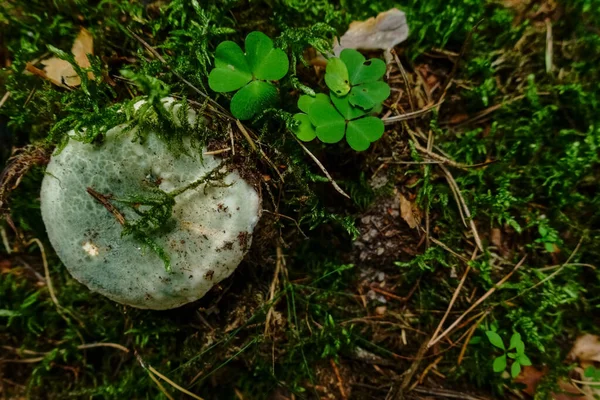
<box><xmin>208</xmin><ymin>31</ymin><xmax>289</xmax><ymax>120</ymax></box>
<box><xmin>292</xmin><ymin>49</ymin><xmax>389</xmax><ymax>151</ymax></box>
<box><xmin>486</xmin><ymin>331</ymin><xmax>532</xmax><ymax>378</ymax></box>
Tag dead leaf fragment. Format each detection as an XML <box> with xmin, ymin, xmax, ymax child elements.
<box><xmin>333</xmin><ymin>8</ymin><xmax>409</xmax><ymax>60</ymax></box>
<box><xmin>399</xmin><ymin>192</ymin><xmax>419</xmax><ymax>229</ymax></box>
<box><xmin>569</xmin><ymin>334</ymin><xmax>600</xmax><ymax>368</ymax></box>
<box><xmin>41</xmin><ymin>28</ymin><xmax>94</xmax><ymax>87</ymax></box>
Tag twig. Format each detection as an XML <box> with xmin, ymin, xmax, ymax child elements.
<box><xmin>382</xmin><ymin>101</ymin><xmax>442</xmax><ymax>125</ymax></box>
<box><xmin>330</xmin><ymin>359</ymin><xmax>348</xmax><ymax>400</ymax></box>
<box><xmin>428</xmin><ymin>249</ymin><xmax>477</xmax><ymax>347</ymax></box>
<box><xmin>412</xmin><ymin>387</ymin><xmax>490</xmax><ymax>400</ymax></box>
<box><xmin>391</xmin><ymin>50</ymin><xmax>414</xmax><ymax>113</ymax></box>
<box><xmin>236</xmin><ymin>120</ymin><xmax>285</xmax><ymax>183</ymax></box>
<box><xmin>264</xmin><ymin>245</ymin><xmax>284</xmax><ymax>336</ymax></box>
<box><xmin>87</xmin><ymin>187</ymin><xmax>126</xmax><ymax>225</ymax></box>
<box><xmin>77</xmin><ymin>342</ymin><xmax>129</xmax><ymax>353</ymax></box>
<box><xmin>292</xmin><ymin>136</ymin><xmax>350</xmax><ymax>199</ymax></box>
<box><xmin>147</xmin><ymin>371</ymin><xmax>175</xmax><ymax>400</ymax></box>
<box><xmin>440</xmin><ymin>164</ymin><xmax>484</xmax><ymax>252</ymax></box>
<box><xmin>0</xmin><ymin>91</ymin><xmax>10</xmax><ymax>109</ymax></box>
<box><xmin>545</xmin><ymin>18</ymin><xmax>553</xmax><ymax>73</ymax></box>
<box><xmin>457</xmin><ymin>311</ymin><xmax>488</xmax><ymax>365</ymax></box>
<box><xmin>428</xmin><ymin>237</ymin><xmax>470</xmax><ymax>264</ymax></box>
<box><xmin>428</xmin><ymin>255</ymin><xmax>527</xmax><ymax>348</ymax></box>
<box><xmin>148</xmin><ymin>365</ymin><xmax>204</xmax><ymax>400</ymax></box>
<box><xmin>203</xmin><ymin>148</ymin><xmax>231</xmax><ymax>155</ymax></box>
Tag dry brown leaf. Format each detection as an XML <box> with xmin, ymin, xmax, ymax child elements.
<box><xmin>333</xmin><ymin>8</ymin><xmax>409</xmax><ymax>62</ymax></box>
<box><xmin>569</xmin><ymin>334</ymin><xmax>600</xmax><ymax>368</ymax></box>
<box><xmin>41</xmin><ymin>28</ymin><xmax>94</xmax><ymax>87</ymax></box>
<box><xmin>399</xmin><ymin>193</ymin><xmax>419</xmax><ymax>229</ymax></box>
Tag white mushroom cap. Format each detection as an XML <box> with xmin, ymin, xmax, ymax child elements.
<box><xmin>40</xmin><ymin>98</ymin><xmax>261</xmax><ymax>309</ymax></box>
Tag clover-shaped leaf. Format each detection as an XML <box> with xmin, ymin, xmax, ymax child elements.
<box><xmin>346</xmin><ymin>117</ymin><xmax>384</xmax><ymax>151</ymax></box>
<box><xmin>330</xmin><ymin>92</ymin><xmax>366</xmax><ymax>120</ymax></box>
<box><xmin>292</xmin><ymin>93</ymin><xmax>384</xmax><ymax>151</ymax></box>
<box><xmin>348</xmin><ymin>81</ymin><xmax>391</xmax><ymax>110</ymax></box>
<box><xmin>341</xmin><ymin>48</ymin><xmax>386</xmax><ymax>85</ymax></box>
<box><xmin>230</xmin><ymin>80</ymin><xmax>278</xmax><ymax>121</ymax></box>
<box><xmin>245</xmin><ymin>31</ymin><xmax>289</xmax><ymax>80</ymax></box>
<box><xmin>324</xmin><ymin>58</ymin><xmax>350</xmax><ymax>96</ymax></box>
<box><xmin>324</xmin><ymin>49</ymin><xmax>390</xmax><ymax>110</ymax></box>
<box><xmin>208</xmin><ymin>31</ymin><xmax>289</xmax><ymax>120</ymax></box>
<box><xmin>309</xmin><ymin>98</ymin><xmax>346</xmax><ymax>143</ymax></box>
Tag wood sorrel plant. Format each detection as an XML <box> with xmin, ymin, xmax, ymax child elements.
<box><xmin>208</xmin><ymin>32</ymin><xmax>390</xmax><ymax>151</ymax></box>
<box><xmin>208</xmin><ymin>31</ymin><xmax>289</xmax><ymax>120</ymax></box>
<box><xmin>293</xmin><ymin>49</ymin><xmax>389</xmax><ymax>151</ymax></box>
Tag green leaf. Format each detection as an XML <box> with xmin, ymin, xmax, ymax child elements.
<box><xmin>298</xmin><ymin>93</ymin><xmax>329</xmax><ymax>114</ymax></box>
<box><xmin>325</xmin><ymin>58</ymin><xmax>350</xmax><ymax>96</ymax></box>
<box><xmin>486</xmin><ymin>331</ymin><xmax>505</xmax><ymax>350</ymax></box>
<box><xmin>316</xmin><ymin>119</ymin><xmax>346</xmax><ymax>143</ymax></box>
<box><xmin>518</xmin><ymin>354</ymin><xmax>532</xmax><ymax>366</ymax></box>
<box><xmin>509</xmin><ymin>332</ymin><xmax>521</xmax><ymax>349</ymax></box>
<box><xmin>292</xmin><ymin>113</ymin><xmax>316</xmax><ymax>141</ymax></box>
<box><xmin>346</xmin><ymin>117</ymin><xmax>384</xmax><ymax>151</ymax></box>
<box><xmin>340</xmin><ymin>49</ymin><xmax>386</xmax><ymax>85</ymax></box>
<box><xmin>245</xmin><ymin>31</ymin><xmax>289</xmax><ymax>81</ymax></box>
<box><xmin>507</xmin><ymin>352</ymin><xmax>517</xmax><ymax>359</ymax></box>
<box><xmin>230</xmin><ymin>80</ymin><xmax>278</xmax><ymax>120</ymax></box>
<box><xmin>511</xmin><ymin>361</ymin><xmax>522</xmax><ymax>378</ymax></box>
<box><xmin>493</xmin><ymin>355</ymin><xmax>507</xmax><ymax>373</ymax></box>
<box><xmin>209</xmin><ymin>41</ymin><xmax>252</xmax><ymax>92</ymax></box>
<box><xmin>509</xmin><ymin>333</ymin><xmax>525</xmax><ymax>354</ymax></box>
<box><xmin>330</xmin><ymin>92</ymin><xmax>367</xmax><ymax>120</ymax></box>
<box><xmin>307</xmin><ymin>98</ymin><xmax>346</xmax><ymax>143</ymax></box>
<box><xmin>308</xmin><ymin>98</ymin><xmax>342</xmax><ymax>127</ymax></box>
<box><xmin>349</xmin><ymin>81</ymin><xmax>390</xmax><ymax>110</ymax></box>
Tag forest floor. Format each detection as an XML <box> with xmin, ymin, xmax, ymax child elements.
<box><xmin>1</xmin><ymin>0</ymin><xmax>600</xmax><ymax>399</ymax></box>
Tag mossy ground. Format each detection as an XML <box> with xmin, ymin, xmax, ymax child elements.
<box><xmin>1</xmin><ymin>0</ymin><xmax>600</xmax><ymax>399</ymax></box>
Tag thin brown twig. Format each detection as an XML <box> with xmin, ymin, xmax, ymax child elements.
<box><xmin>382</xmin><ymin>101</ymin><xmax>442</xmax><ymax>125</ymax></box>
<box><xmin>0</xmin><ymin>92</ymin><xmax>10</xmax><ymax>109</ymax></box>
<box><xmin>148</xmin><ymin>366</ymin><xmax>204</xmax><ymax>400</ymax></box>
<box><xmin>264</xmin><ymin>245</ymin><xmax>284</xmax><ymax>336</ymax></box>
<box><xmin>439</xmin><ymin>164</ymin><xmax>484</xmax><ymax>252</ymax></box>
<box><xmin>330</xmin><ymin>359</ymin><xmax>348</xmax><ymax>400</ymax></box>
<box><xmin>86</xmin><ymin>187</ymin><xmax>126</xmax><ymax>226</ymax></box>
<box><xmin>391</xmin><ymin>49</ymin><xmax>414</xmax><ymax>113</ymax></box>
<box><xmin>428</xmin><ymin>255</ymin><xmax>527</xmax><ymax>347</ymax></box>
<box><xmin>292</xmin><ymin>136</ymin><xmax>350</xmax><ymax>199</ymax></box>
<box><xmin>236</xmin><ymin>120</ymin><xmax>285</xmax><ymax>183</ymax></box>
<box><xmin>457</xmin><ymin>311</ymin><xmax>488</xmax><ymax>365</ymax></box>
<box><xmin>428</xmin><ymin>249</ymin><xmax>477</xmax><ymax>348</ymax></box>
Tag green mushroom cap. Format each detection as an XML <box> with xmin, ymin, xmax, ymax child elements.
<box><xmin>40</xmin><ymin>99</ymin><xmax>261</xmax><ymax>309</ymax></box>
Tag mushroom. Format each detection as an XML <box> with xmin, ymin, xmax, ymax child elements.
<box><xmin>40</xmin><ymin>98</ymin><xmax>261</xmax><ymax>309</ymax></box>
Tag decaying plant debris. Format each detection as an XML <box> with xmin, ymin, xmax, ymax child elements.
<box><xmin>1</xmin><ymin>1</ymin><xmax>600</xmax><ymax>399</ymax></box>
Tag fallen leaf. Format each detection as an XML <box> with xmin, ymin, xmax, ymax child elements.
<box><xmin>333</xmin><ymin>8</ymin><xmax>409</xmax><ymax>62</ymax></box>
<box><xmin>399</xmin><ymin>192</ymin><xmax>419</xmax><ymax>229</ymax></box>
<box><xmin>41</xmin><ymin>28</ymin><xmax>94</xmax><ymax>87</ymax></box>
<box><xmin>516</xmin><ymin>366</ymin><xmax>587</xmax><ymax>400</ymax></box>
<box><xmin>569</xmin><ymin>334</ymin><xmax>600</xmax><ymax>368</ymax></box>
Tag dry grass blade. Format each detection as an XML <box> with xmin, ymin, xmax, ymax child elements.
<box><xmin>382</xmin><ymin>101</ymin><xmax>441</xmax><ymax>125</ymax></box>
<box><xmin>148</xmin><ymin>366</ymin><xmax>204</xmax><ymax>400</ymax></box>
<box><xmin>428</xmin><ymin>249</ymin><xmax>477</xmax><ymax>347</ymax></box>
<box><xmin>264</xmin><ymin>245</ymin><xmax>284</xmax><ymax>336</ymax></box>
<box><xmin>428</xmin><ymin>255</ymin><xmax>527</xmax><ymax>348</ymax></box>
<box><xmin>440</xmin><ymin>164</ymin><xmax>484</xmax><ymax>252</ymax></box>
